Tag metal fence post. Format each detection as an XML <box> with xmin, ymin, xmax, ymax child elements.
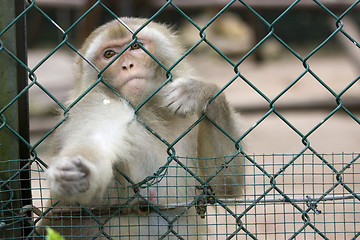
<box><xmin>0</xmin><ymin>0</ymin><xmax>30</xmax><ymax>238</ymax></box>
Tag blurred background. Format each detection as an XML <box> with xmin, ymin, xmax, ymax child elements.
<box><xmin>27</xmin><ymin>0</ymin><xmax>360</xmax><ymax>156</ymax></box>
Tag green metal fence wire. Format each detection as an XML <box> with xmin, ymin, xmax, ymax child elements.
<box><xmin>0</xmin><ymin>0</ymin><xmax>360</xmax><ymax>239</ymax></box>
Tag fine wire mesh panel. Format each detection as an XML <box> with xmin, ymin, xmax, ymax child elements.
<box><xmin>29</xmin><ymin>154</ymin><xmax>360</xmax><ymax>239</ymax></box>
<box><xmin>0</xmin><ymin>0</ymin><xmax>360</xmax><ymax>239</ymax></box>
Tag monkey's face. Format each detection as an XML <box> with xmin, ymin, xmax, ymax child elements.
<box><xmin>94</xmin><ymin>36</ymin><xmax>158</xmax><ymax>100</ymax></box>
<box><xmin>77</xmin><ymin>18</ymin><xmax>185</xmax><ymax>105</ymax></box>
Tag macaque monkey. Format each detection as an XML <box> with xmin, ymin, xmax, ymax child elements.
<box><xmin>38</xmin><ymin>17</ymin><xmax>245</xmax><ymax>239</ymax></box>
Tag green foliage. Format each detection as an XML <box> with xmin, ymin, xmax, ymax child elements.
<box><xmin>46</xmin><ymin>227</ymin><xmax>65</xmax><ymax>240</ymax></box>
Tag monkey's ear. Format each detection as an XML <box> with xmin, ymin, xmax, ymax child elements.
<box><xmin>160</xmin><ymin>78</ymin><xmax>210</xmax><ymax>116</ymax></box>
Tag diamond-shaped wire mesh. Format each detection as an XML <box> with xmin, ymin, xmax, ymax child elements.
<box><xmin>0</xmin><ymin>0</ymin><xmax>359</xmax><ymax>239</ymax></box>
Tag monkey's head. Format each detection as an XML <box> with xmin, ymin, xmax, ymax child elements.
<box><xmin>74</xmin><ymin>17</ymin><xmax>191</xmax><ymax>105</ymax></box>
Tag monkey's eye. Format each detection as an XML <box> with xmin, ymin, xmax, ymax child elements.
<box><xmin>104</xmin><ymin>50</ymin><xmax>116</xmax><ymax>58</ymax></box>
<box><xmin>130</xmin><ymin>42</ymin><xmax>141</xmax><ymax>50</ymax></box>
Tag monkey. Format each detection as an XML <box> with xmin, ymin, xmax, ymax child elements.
<box><xmin>37</xmin><ymin>17</ymin><xmax>245</xmax><ymax>239</ymax></box>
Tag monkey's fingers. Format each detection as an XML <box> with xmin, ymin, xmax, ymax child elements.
<box><xmin>59</xmin><ymin>179</ymin><xmax>90</xmax><ymax>194</ymax></box>
<box><xmin>161</xmin><ymin>78</ymin><xmax>201</xmax><ymax>116</ymax></box>
<box><xmin>56</xmin><ymin>157</ymin><xmax>90</xmax><ymax>176</ymax></box>
<box><xmin>56</xmin><ymin>170</ymin><xmax>87</xmax><ymax>182</ymax></box>
<box><xmin>49</xmin><ymin>169</ymin><xmax>90</xmax><ymax>196</ymax></box>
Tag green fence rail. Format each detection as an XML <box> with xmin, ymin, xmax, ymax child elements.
<box><xmin>0</xmin><ymin>0</ymin><xmax>359</xmax><ymax>239</ymax></box>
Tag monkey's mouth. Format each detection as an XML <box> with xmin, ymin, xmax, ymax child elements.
<box><xmin>117</xmin><ymin>76</ymin><xmax>146</xmax><ymax>90</ymax></box>
<box><xmin>126</xmin><ymin>76</ymin><xmax>145</xmax><ymax>82</ymax></box>
<box><xmin>125</xmin><ymin>76</ymin><xmax>145</xmax><ymax>84</ymax></box>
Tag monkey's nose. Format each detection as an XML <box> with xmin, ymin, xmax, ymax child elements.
<box><xmin>122</xmin><ymin>63</ymin><xmax>134</xmax><ymax>70</ymax></box>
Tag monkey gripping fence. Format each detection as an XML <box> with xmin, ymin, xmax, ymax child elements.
<box><xmin>1</xmin><ymin>0</ymin><xmax>360</xmax><ymax>239</ymax></box>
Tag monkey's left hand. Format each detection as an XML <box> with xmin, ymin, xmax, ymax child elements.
<box><xmin>161</xmin><ymin>78</ymin><xmax>215</xmax><ymax>116</ymax></box>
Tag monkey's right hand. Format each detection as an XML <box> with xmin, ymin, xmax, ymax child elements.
<box><xmin>46</xmin><ymin>156</ymin><xmax>91</xmax><ymax>202</ymax></box>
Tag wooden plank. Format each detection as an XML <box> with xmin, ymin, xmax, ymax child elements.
<box><xmin>150</xmin><ymin>0</ymin><xmax>360</xmax><ymax>9</ymax></box>
<box><xmin>27</xmin><ymin>0</ymin><xmax>87</xmax><ymax>8</ymax></box>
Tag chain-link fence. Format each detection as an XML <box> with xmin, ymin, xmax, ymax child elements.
<box><xmin>1</xmin><ymin>0</ymin><xmax>360</xmax><ymax>239</ymax></box>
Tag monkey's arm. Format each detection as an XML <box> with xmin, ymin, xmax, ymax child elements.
<box><xmin>162</xmin><ymin>77</ymin><xmax>245</xmax><ymax>197</ymax></box>
<box><xmin>47</xmin><ymin>97</ymin><xmax>135</xmax><ymax>204</ymax></box>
